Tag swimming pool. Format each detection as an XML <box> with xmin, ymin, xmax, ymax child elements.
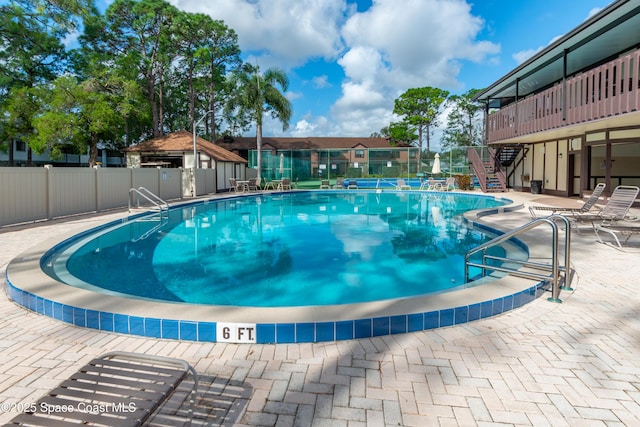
<box><xmin>7</xmin><ymin>190</ymin><xmax>546</xmax><ymax>344</ymax></box>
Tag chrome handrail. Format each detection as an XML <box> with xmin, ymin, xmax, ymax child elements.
<box><xmin>128</xmin><ymin>187</ymin><xmax>169</xmax><ymax>212</ymax></box>
<box><xmin>465</xmin><ymin>214</ymin><xmax>571</xmax><ymax>303</ymax></box>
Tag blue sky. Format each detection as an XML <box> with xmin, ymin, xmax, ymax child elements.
<box><xmin>95</xmin><ymin>0</ymin><xmax>611</xmax><ymax>144</ymax></box>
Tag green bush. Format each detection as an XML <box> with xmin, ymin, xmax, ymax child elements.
<box><xmin>382</xmin><ymin>166</ymin><xmax>399</xmax><ymax>177</ymax></box>
<box><xmin>455</xmin><ymin>174</ymin><xmax>472</xmax><ymax>190</ymax></box>
<box><xmin>346</xmin><ymin>167</ymin><xmax>362</xmax><ymax>178</ymax></box>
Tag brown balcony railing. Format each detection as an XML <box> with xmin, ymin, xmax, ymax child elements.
<box><xmin>487</xmin><ymin>49</ymin><xmax>640</xmax><ymax>143</ymax></box>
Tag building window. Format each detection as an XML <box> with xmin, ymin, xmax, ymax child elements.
<box><xmin>15</xmin><ymin>140</ymin><xmax>26</xmax><ymax>152</ymax></box>
<box><xmin>355</xmin><ymin>149</ymin><xmax>364</xmax><ymax>158</ymax></box>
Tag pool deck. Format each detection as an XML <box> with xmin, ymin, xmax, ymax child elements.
<box><xmin>1</xmin><ymin>190</ymin><xmax>640</xmax><ymax>426</ymax></box>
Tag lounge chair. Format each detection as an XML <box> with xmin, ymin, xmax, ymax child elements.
<box><xmin>396</xmin><ymin>179</ymin><xmax>411</xmax><ymax>190</ymax></box>
<box><xmin>594</xmin><ymin>222</ymin><xmax>640</xmax><ymax>248</ymax></box>
<box><xmin>8</xmin><ymin>351</ymin><xmax>199</xmax><ymax>427</ymax></box>
<box><xmin>333</xmin><ymin>177</ymin><xmax>345</xmax><ymax>189</ymax></box>
<box><xmin>320</xmin><ymin>179</ymin><xmax>331</xmax><ymax>189</ymax></box>
<box><xmin>568</xmin><ymin>185</ymin><xmax>639</xmax><ymax>229</ymax></box>
<box><xmin>347</xmin><ymin>179</ymin><xmax>358</xmax><ymax>189</ymax></box>
<box><xmin>529</xmin><ymin>182</ymin><xmax>606</xmax><ymax>218</ymax></box>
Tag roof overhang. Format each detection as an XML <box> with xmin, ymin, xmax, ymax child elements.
<box><xmin>476</xmin><ymin>0</ymin><xmax>640</xmax><ymax>108</ymax></box>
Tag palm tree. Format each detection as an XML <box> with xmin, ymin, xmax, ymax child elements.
<box><xmin>228</xmin><ymin>64</ymin><xmax>292</xmax><ymax>181</ymax></box>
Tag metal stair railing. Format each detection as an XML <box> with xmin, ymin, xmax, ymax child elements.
<box><xmin>465</xmin><ymin>215</ymin><xmax>572</xmax><ymax>303</ymax></box>
<box><xmin>128</xmin><ymin>187</ymin><xmax>169</xmax><ymax>213</ymax></box>
<box><xmin>488</xmin><ymin>147</ymin><xmax>507</xmax><ymax>191</ymax></box>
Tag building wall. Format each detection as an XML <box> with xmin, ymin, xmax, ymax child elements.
<box><xmin>1</xmin><ymin>142</ymin><xmax>124</xmax><ymax>167</ymax></box>
<box><xmin>503</xmin><ymin>128</ymin><xmax>640</xmax><ymax>197</ymax></box>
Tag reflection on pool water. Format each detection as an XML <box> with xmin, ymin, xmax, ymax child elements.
<box><xmin>44</xmin><ymin>191</ymin><xmax>512</xmax><ymax>307</ymax></box>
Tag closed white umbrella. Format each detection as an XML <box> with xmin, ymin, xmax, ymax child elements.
<box><xmin>279</xmin><ymin>153</ymin><xmax>284</xmax><ymax>176</ymax></box>
<box><xmin>431</xmin><ymin>153</ymin><xmax>441</xmax><ymax>175</ymax></box>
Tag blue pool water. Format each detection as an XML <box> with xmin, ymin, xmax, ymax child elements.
<box><xmin>43</xmin><ymin>191</ymin><xmax>509</xmax><ymax>307</ymax></box>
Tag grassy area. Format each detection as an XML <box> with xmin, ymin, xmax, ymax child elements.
<box><xmin>295</xmin><ymin>179</ymin><xmax>323</xmax><ymax>189</ymax></box>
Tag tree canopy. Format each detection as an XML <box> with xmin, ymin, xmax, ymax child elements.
<box><xmin>442</xmin><ymin>88</ymin><xmax>485</xmax><ymax>149</ymax></box>
<box><xmin>226</xmin><ymin>64</ymin><xmax>292</xmax><ymax>181</ymax></box>
<box><xmin>0</xmin><ymin>0</ymin><xmax>245</xmax><ymax>165</ymax></box>
<box><xmin>393</xmin><ymin>86</ymin><xmax>449</xmax><ymax>163</ymax></box>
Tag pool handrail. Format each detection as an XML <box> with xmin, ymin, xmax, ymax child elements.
<box><xmin>128</xmin><ymin>187</ymin><xmax>170</xmax><ymax>213</ymax></box>
<box><xmin>465</xmin><ymin>214</ymin><xmax>572</xmax><ymax>303</ymax></box>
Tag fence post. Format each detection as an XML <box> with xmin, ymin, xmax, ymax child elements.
<box><xmin>94</xmin><ymin>165</ymin><xmax>100</xmax><ymax>213</ymax></box>
<box><xmin>44</xmin><ymin>164</ymin><xmax>53</xmax><ymax>220</ymax></box>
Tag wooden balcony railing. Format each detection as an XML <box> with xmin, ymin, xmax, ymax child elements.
<box><xmin>487</xmin><ymin>49</ymin><xmax>640</xmax><ymax>143</ymax></box>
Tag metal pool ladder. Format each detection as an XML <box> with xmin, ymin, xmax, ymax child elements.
<box><xmin>128</xmin><ymin>187</ymin><xmax>170</xmax><ymax>213</ymax></box>
<box><xmin>464</xmin><ymin>214</ymin><xmax>572</xmax><ymax>303</ymax></box>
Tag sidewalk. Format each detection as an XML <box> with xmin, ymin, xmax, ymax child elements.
<box><xmin>1</xmin><ymin>191</ymin><xmax>639</xmax><ymax>426</ymax></box>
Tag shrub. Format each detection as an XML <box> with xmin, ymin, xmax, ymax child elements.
<box><xmin>455</xmin><ymin>174</ymin><xmax>472</xmax><ymax>190</ymax></box>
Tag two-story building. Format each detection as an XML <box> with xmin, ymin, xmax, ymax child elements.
<box><xmin>473</xmin><ymin>0</ymin><xmax>640</xmax><ymax>198</ymax></box>
<box><xmin>216</xmin><ymin>136</ymin><xmax>418</xmax><ymax>181</ymax></box>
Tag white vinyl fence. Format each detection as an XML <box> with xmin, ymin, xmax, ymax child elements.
<box><xmin>0</xmin><ymin>166</ymin><xmax>220</xmax><ymax>227</ymax></box>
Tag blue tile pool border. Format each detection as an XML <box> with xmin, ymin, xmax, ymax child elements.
<box><xmin>5</xmin><ymin>190</ymin><xmax>551</xmax><ymax>344</ymax></box>
<box><xmin>5</xmin><ymin>271</ymin><xmax>549</xmax><ymax>344</ymax></box>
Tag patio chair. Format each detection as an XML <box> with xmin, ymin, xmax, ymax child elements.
<box><xmin>347</xmin><ymin>179</ymin><xmax>358</xmax><ymax>189</ymax></box>
<box><xmin>278</xmin><ymin>178</ymin><xmax>292</xmax><ymax>190</ymax></box>
<box><xmin>320</xmin><ymin>179</ymin><xmax>331</xmax><ymax>189</ymax></box>
<box><xmin>247</xmin><ymin>177</ymin><xmax>261</xmax><ymax>192</ymax></box>
<box><xmin>396</xmin><ymin>179</ymin><xmax>411</xmax><ymax>190</ymax></box>
<box><xmin>264</xmin><ymin>179</ymin><xmax>277</xmax><ymax>190</ymax></box>
<box><xmin>425</xmin><ymin>178</ymin><xmax>442</xmax><ymax>191</ymax></box>
<box><xmin>529</xmin><ymin>182</ymin><xmax>606</xmax><ymax>218</ymax></box>
<box><xmin>333</xmin><ymin>177</ymin><xmax>345</xmax><ymax>189</ymax></box>
<box><xmin>443</xmin><ymin>177</ymin><xmax>456</xmax><ymax>191</ymax></box>
<box><xmin>568</xmin><ymin>185</ymin><xmax>639</xmax><ymax>229</ymax></box>
<box><xmin>229</xmin><ymin>178</ymin><xmax>238</xmax><ymax>192</ymax></box>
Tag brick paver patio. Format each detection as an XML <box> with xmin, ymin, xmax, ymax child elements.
<box><xmin>1</xmin><ymin>191</ymin><xmax>639</xmax><ymax>426</ymax></box>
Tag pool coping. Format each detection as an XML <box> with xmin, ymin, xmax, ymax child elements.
<box><xmin>5</xmin><ymin>190</ymin><xmax>546</xmax><ymax>344</ymax></box>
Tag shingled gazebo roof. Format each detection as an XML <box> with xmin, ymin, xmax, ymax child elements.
<box><xmin>126</xmin><ymin>131</ymin><xmax>247</xmax><ymax>163</ymax></box>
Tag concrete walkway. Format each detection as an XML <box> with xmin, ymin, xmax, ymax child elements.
<box><xmin>1</xmin><ymin>191</ymin><xmax>639</xmax><ymax>426</ymax></box>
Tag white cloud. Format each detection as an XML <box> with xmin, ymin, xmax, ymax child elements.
<box><xmin>169</xmin><ymin>0</ymin><xmax>499</xmax><ymax>138</ymax></box>
<box><xmin>292</xmin><ymin>119</ymin><xmax>317</xmax><ymax>135</ymax></box>
<box><xmin>286</xmin><ymin>91</ymin><xmax>303</xmax><ymax>101</ymax></box>
<box><xmin>586</xmin><ymin>7</ymin><xmax>603</xmax><ymax>20</ymax></box>
<box><xmin>512</xmin><ymin>48</ymin><xmax>541</xmax><ymax>65</ymax></box>
<box><xmin>513</xmin><ymin>35</ymin><xmax>562</xmax><ymax>65</ymax></box>
<box><xmin>62</xmin><ymin>29</ymin><xmax>80</xmax><ymax>49</ymax></box>
<box><xmin>169</xmin><ymin>0</ymin><xmax>349</xmax><ymax>68</ymax></box>
<box><xmin>329</xmin><ymin>0</ymin><xmax>499</xmax><ymax>136</ymax></box>
<box><xmin>311</xmin><ymin>75</ymin><xmax>331</xmax><ymax>89</ymax></box>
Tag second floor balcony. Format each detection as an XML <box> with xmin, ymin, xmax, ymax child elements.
<box><xmin>487</xmin><ymin>49</ymin><xmax>640</xmax><ymax>144</ymax></box>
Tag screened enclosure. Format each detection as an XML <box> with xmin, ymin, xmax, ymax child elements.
<box><xmin>248</xmin><ymin>147</ymin><xmax>430</xmax><ymax>181</ymax></box>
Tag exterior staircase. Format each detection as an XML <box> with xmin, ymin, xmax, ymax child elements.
<box><xmin>468</xmin><ymin>147</ymin><xmax>507</xmax><ymax>193</ymax></box>
<box><xmin>495</xmin><ymin>145</ymin><xmax>523</xmax><ymax>167</ymax></box>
